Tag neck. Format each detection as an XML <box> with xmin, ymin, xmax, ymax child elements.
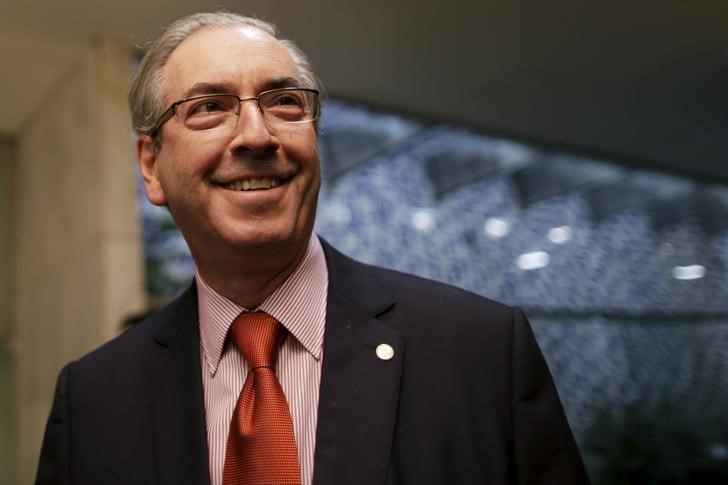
<box><xmin>194</xmin><ymin>238</ymin><xmax>310</xmax><ymax>308</ymax></box>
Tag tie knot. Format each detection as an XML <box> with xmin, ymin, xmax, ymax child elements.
<box><xmin>230</xmin><ymin>311</ymin><xmax>284</xmax><ymax>369</ymax></box>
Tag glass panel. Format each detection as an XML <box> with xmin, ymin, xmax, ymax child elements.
<box><xmin>139</xmin><ymin>98</ymin><xmax>728</xmax><ymax>481</ymax></box>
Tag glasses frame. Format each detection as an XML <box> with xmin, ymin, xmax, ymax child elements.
<box><xmin>149</xmin><ymin>87</ymin><xmax>320</xmax><ymax>136</ymax></box>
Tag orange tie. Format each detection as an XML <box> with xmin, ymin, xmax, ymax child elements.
<box><xmin>222</xmin><ymin>311</ymin><xmax>301</xmax><ymax>485</ymax></box>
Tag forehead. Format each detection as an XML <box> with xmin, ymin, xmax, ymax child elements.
<box><xmin>162</xmin><ymin>26</ymin><xmax>299</xmax><ymax>100</ymax></box>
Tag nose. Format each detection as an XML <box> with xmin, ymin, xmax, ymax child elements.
<box><xmin>228</xmin><ymin>99</ymin><xmax>279</xmax><ymax>157</ymax></box>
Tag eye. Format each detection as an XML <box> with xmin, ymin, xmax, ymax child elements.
<box><xmin>188</xmin><ymin>98</ymin><xmax>227</xmax><ymax>115</ymax></box>
<box><xmin>179</xmin><ymin>95</ymin><xmax>238</xmax><ymax>130</ymax></box>
<box><xmin>262</xmin><ymin>90</ymin><xmax>310</xmax><ymax>122</ymax></box>
<box><xmin>272</xmin><ymin>94</ymin><xmax>305</xmax><ymax>107</ymax></box>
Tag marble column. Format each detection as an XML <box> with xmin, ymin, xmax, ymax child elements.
<box><xmin>12</xmin><ymin>39</ymin><xmax>146</xmax><ymax>484</ymax></box>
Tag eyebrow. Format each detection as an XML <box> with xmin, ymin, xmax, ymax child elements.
<box><xmin>181</xmin><ymin>82</ymin><xmax>234</xmax><ymax>99</ymax></box>
<box><xmin>263</xmin><ymin>77</ymin><xmax>301</xmax><ymax>91</ymax></box>
<box><xmin>180</xmin><ymin>77</ymin><xmax>302</xmax><ymax>100</ymax></box>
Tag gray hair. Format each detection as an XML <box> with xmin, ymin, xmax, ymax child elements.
<box><xmin>129</xmin><ymin>12</ymin><xmax>323</xmax><ymax>139</ymax></box>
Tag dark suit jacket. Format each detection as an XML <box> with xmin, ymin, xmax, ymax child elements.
<box><xmin>36</xmin><ymin>241</ymin><xmax>590</xmax><ymax>484</ymax></box>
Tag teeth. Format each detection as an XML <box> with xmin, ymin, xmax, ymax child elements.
<box><xmin>223</xmin><ymin>177</ymin><xmax>281</xmax><ymax>191</ymax></box>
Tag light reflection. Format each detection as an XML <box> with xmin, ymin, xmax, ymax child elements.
<box><xmin>411</xmin><ymin>209</ymin><xmax>435</xmax><ymax>231</ymax></box>
<box><xmin>672</xmin><ymin>264</ymin><xmax>706</xmax><ymax>280</ymax></box>
<box><xmin>484</xmin><ymin>217</ymin><xmax>510</xmax><ymax>238</ymax></box>
<box><xmin>517</xmin><ymin>251</ymin><xmax>550</xmax><ymax>270</ymax></box>
<box><xmin>549</xmin><ymin>225</ymin><xmax>573</xmax><ymax>244</ymax></box>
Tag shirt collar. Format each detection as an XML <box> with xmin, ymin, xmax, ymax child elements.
<box><xmin>196</xmin><ymin>234</ymin><xmax>329</xmax><ymax>375</ymax></box>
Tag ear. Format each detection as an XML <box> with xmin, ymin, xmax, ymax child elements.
<box><xmin>137</xmin><ymin>135</ymin><xmax>167</xmax><ymax>206</ymax></box>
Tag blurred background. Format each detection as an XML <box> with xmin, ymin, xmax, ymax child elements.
<box><xmin>2</xmin><ymin>1</ymin><xmax>728</xmax><ymax>483</ymax></box>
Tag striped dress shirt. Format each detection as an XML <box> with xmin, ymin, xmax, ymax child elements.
<box><xmin>196</xmin><ymin>235</ymin><xmax>328</xmax><ymax>485</ymax></box>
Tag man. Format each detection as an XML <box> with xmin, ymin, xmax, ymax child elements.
<box><xmin>36</xmin><ymin>12</ymin><xmax>590</xmax><ymax>485</ymax></box>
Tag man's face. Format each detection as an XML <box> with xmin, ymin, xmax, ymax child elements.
<box><xmin>138</xmin><ymin>27</ymin><xmax>321</xmax><ymax>273</ymax></box>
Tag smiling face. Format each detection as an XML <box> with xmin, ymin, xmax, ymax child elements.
<box><xmin>137</xmin><ymin>26</ymin><xmax>321</xmax><ymax>287</ymax></box>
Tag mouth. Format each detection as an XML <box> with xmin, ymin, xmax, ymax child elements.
<box><xmin>220</xmin><ymin>176</ymin><xmax>285</xmax><ymax>191</ymax></box>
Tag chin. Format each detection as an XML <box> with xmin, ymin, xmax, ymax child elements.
<box><xmin>230</xmin><ymin>226</ymin><xmax>306</xmax><ymax>252</ymax></box>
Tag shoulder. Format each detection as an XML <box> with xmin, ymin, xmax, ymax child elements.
<box><xmin>372</xmin><ymin>262</ymin><xmax>511</xmax><ymax>313</ymax></box>
<box><xmin>68</xmin><ymin>285</ymin><xmax>197</xmax><ymax>375</ymax></box>
<box><xmin>321</xmin><ymin>239</ymin><xmax>521</xmax><ymax>336</ymax></box>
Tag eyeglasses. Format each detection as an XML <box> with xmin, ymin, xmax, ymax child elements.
<box><xmin>150</xmin><ymin>87</ymin><xmax>320</xmax><ymax>135</ymax></box>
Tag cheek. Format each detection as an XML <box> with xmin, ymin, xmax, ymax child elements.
<box><xmin>299</xmin><ymin>145</ymin><xmax>322</xmax><ymax>184</ymax></box>
<box><xmin>310</xmin><ymin>162</ymin><xmax>322</xmax><ymax>191</ymax></box>
<box><xmin>282</xmin><ymin>126</ymin><xmax>318</xmax><ymax>159</ymax></box>
<box><xmin>281</xmin><ymin>132</ymin><xmax>320</xmax><ymax>188</ymax></box>
<box><xmin>301</xmin><ymin>154</ymin><xmax>321</xmax><ymax>199</ymax></box>
<box><xmin>159</xmin><ymin>138</ymin><xmax>219</xmax><ymax>186</ymax></box>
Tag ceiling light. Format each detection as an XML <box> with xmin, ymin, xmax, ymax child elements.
<box><xmin>672</xmin><ymin>264</ymin><xmax>706</xmax><ymax>280</ymax></box>
<box><xmin>484</xmin><ymin>217</ymin><xmax>509</xmax><ymax>238</ymax></box>
<box><xmin>517</xmin><ymin>251</ymin><xmax>550</xmax><ymax>270</ymax></box>
<box><xmin>411</xmin><ymin>209</ymin><xmax>435</xmax><ymax>231</ymax></box>
<box><xmin>548</xmin><ymin>225</ymin><xmax>573</xmax><ymax>244</ymax></box>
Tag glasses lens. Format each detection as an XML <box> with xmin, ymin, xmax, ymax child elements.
<box><xmin>179</xmin><ymin>95</ymin><xmax>239</xmax><ymax>130</ymax></box>
<box><xmin>261</xmin><ymin>89</ymin><xmax>318</xmax><ymax>123</ymax></box>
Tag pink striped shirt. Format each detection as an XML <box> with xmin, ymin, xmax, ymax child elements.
<box><xmin>196</xmin><ymin>235</ymin><xmax>328</xmax><ymax>485</ymax></box>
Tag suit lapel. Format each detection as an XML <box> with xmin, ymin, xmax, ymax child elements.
<box><xmin>140</xmin><ymin>244</ymin><xmax>403</xmax><ymax>485</ymax></box>
<box><xmin>148</xmin><ymin>286</ymin><xmax>211</xmax><ymax>485</ymax></box>
<box><xmin>313</xmin><ymin>242</ymin><xmax>404</xmax><ymax>485</ymax></box>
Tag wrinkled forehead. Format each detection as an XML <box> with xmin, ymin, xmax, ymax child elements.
<box><xmin>161</xmin><ymin>26</ymin><xmax>299</xmax><ymax>102</ymax></box>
